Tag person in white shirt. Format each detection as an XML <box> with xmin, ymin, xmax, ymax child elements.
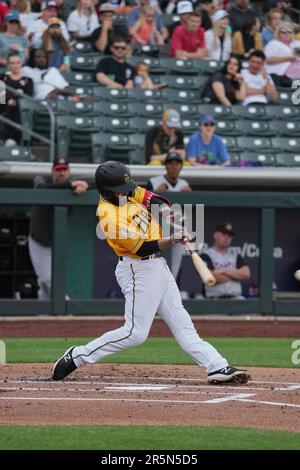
<box><xmin>241</xmin><ymin>49</ymin><xmax>277</xmax><ymax>105</ymax></box>
<box><xmin>205</xmin><ymin>9</ymin><xmax>232</xmax><ymax>62</ymax></box>
<box><xmin>264</xmin><ymin>21</ymin><xmax>295</xmax><ymax>87</ymax></box>
<box><xmin>146</xmin><ymin>151</ymin><xmax>191</xmax><ymax>281</ymax></box>
<box><xmin>67</xmin><ymin>0</ymin><xmax>99</xmax><ymax>40</ymax></box>
<box><xmin>22</xmin><ymin>48</ymin><xmax>74</xmax><ymax>100</ymax></box>
<box><xmin>27</xmin><ymin>0</ymin><xmax>69</xmax><ymax>48</ymax></box>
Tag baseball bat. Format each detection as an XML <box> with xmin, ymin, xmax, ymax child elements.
<box><xmin>184</xmin><ymin>239</ymin><xmax>216</xmax><ymax>287</ymax></box>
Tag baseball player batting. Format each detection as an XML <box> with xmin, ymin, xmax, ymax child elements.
<box><xmin>52</xmin><ymin>161</ymin><xmax>249</xmax><ymax>385</ymax></box>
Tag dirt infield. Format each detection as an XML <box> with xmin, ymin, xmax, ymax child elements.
<box><xmin>1</xmin><ymin>317</ymin><xmax>300</xmax><ymax>338</ymax></box>
<box><xmin>0</xmin><ymin>364</ymin><xmax>299</xmax><ymax>432</ymax></box>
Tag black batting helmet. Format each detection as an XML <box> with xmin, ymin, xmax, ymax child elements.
<box><xmin>95</xmin><ymin>161</ymin><xmax>136</xmax><ymax>200</ymax></box>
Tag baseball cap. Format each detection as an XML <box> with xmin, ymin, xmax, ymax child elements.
<box><xmin>48</xmin><ymin>17</ymin><xmax>62</xmax><ymax>26</ymax></box>
<box><xmin>165</xmin><ymin>151</ymin><xmax>183</xmax><ymax>164</ymax></box>
<box><xmin>5</xmin><ymin>10</ymin><xmax>20</xmax><ymax>22</ymax></box>
<box><xmin>199</xmin><ymin>114</ymin><xmax>216</xmax><ymax>125</ymax></box>
<box><xmin>177</xmin><ymin>1</ymin><xmax>193</xmax><ymax>15</ymax></box>
<box><xmin>163</xmin><ymin>109</ymin><xmax>181</xmax><ymax>128</ymax></box>
<box><xmin>211</xmin><ymin>9</ymin><xmax>229</xmax><ymax>24</ymax></box>
<box><xmin>41</xmin><ymin>0</ymin><xmax>58</xmax><ymax>10</ymax></box>
<box><xmin>99</xmin><ymin>3</ymin><xmax>116</xmax><ymax>13</ymax></box>
<box><xmin>215</xmin><ymin>223</ymin><xmax>235</xmax><ymax>236</ymax></box>
<box><xmin>52</xmin><ymin>156</ymin><xmax>69</xmax><ymax>170</ymax></box>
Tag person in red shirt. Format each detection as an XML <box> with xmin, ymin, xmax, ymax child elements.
<box><xmin>0</xmin><ymin>1</ymin><xmax>9</xmax><ymax>28</ymax></box>
<box><xmin>168</xmin><ymin>11</ymin><xmax>207</xmax><ymax>58</ymax></box>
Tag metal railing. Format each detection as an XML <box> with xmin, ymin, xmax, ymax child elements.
<box><xmin>0</xmin><ymin>85</ymin><xmax>56</xmax><ymax>162</ymax></box>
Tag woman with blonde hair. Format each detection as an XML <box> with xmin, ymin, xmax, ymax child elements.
<box><xmin>131</xmin><ymin>5</ymin><xmax>164</xmax><ymax>46</ymax></box>
<box><xmin>67</xmin><ymin>0</ymin><xmax>99</xmax><ymax>40</ymax></box>
<box><xmin>205</xmin><ymin>10</ymin><xmax>232</xmax><ymax>62</ymax></box>
<box><xmin>264</xmin><ymin>21</ymin><xmax>296</xmax><ymax>87</ymax></box>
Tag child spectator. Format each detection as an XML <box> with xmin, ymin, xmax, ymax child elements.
<box><xmin>131</xmin><ymin>5</ymin><xmax>164</xmax><ymax>45</ymax></box>
<box><xmin>134</xmin><ymin>60</ymin><xmax>167</xmax><ymax>89</ymax></box>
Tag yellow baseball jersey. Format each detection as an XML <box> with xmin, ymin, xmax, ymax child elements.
<box><xmin>97</xmin><ymin>186</ymin><xmax>162</xmax><ymax>258</ymax></box>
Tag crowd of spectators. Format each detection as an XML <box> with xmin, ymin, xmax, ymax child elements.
<box><xmin>0</xmin><ymin>0</ymin><xmax>300</xmax><ymax>160</ymax></box>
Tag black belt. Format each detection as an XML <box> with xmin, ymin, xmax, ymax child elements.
<box><xmin>119</xmin><ymin>252</ymin><xmax>162</xmax><ymax>261</ymax></box>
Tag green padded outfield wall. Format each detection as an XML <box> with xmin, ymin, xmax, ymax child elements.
<box><xmin>66</xmin><ymin>206</ymin><xmax>95</xmax><ymax>299</ymax></box>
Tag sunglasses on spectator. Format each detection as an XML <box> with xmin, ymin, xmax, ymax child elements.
<box><xmin>280</xmin><ymin>29</ymin><xmax>293</xmax><ymax>33</ymax></box>
<box><xmin>203</xmin><ymin>123</ymin><xmax>215</xmax><ymax>127</ymax></box>
<box><xmin>113</xmin><ymin>45</ymin><xmax>127</xmax><ymax>50</ymax></box>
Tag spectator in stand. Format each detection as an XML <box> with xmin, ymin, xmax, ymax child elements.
<box><xmin>134</xmin><ymin>60</ymin><xmax>167</xmax><ymax>88</ymax></box>
<box><xmin>228</xmin><ymin>0</ymin><xmax>257</xmax><ymax>33</ymax></box>
<box><xmin>127</xmin><ymin>0</ymin><xmax>168</xmax><ymax>43</ymax></box>
<box><xmin>145</xmin><ymin>109</ymin><xmax>185</xmax><ymax>164</ymax></box>
<box><xmin>205</xmin><ymin>9</ymin><xmax>232</xmax><ymax>61</ymax></box>
<box><xmin>22</xmin><ymin>48</ymin><xmax>76</xmax><ymax>100</ymax></box>
<box><xmin>241</xmin><ymin>49</ymin><xmax>277</xmax><ymax>105</ymax></box>
<box><xmin>165</xmin><ymin>1</ymin><xmax>193</xmax><ymax>37</ymax></box>
<box><xmin>96</xmin><ymin>36</ymin><xmax>135</xmax><ymax>88</ymax></box>
<box><xmin>232</xmin><ymin>16</ymin><xmax>263</xmax><ymax>59</ymax></box>
<box><xmin>66</xmin><ymin>0</ymin><xmax>99</xmax><ymax>40</ymax></box>
<box><xmin>29</xmin><ymin>157</ymin><xmax>89</xmax><ymax>300</ymax></box>
<box><xmin>146</xmin><ymin>151</ymin><xmax>191</xmax><ymax>281</ymax></box>
<box><xmin>264</xmin><ymin>21</ymin><xmax>297</xmax><ymax>87</ymax></box>
<box><xmin>0</xmin><ymin>10</ymin><xmax>29</xmax><ymax>66</ymax></box>
<box><xmin>16</xmin><ymin>0</ymin><xmax>40</xmax><ymax>33</ymax></box>
<box><xmin>202</xmin><ymin>55</ymin><xmax>246</xmax><ymax>106</ymax></box>
<box><xmin>130</xmin><ymin>5</ymin><xmax>165</xmax><ymax>45</ymax></box>
<box><xmin>168</xmin><ymin>11</ymin><xmax>207</xmax><ymax>58</ymax></box>
<box><xmin>27</xmin><ymin>0</ymin><xmax>69</xmax><ymax>48</ymax></box>
<box><xmin>201</xmin><ymin>223</ymin><xmax>251</xmax><ymax>299</ymax></box>
<box><xmin>91</xmin><ymin>3</ymin><xmax>131</xmax><ymax>54</ymax></box>
<box><xmin>262</xmin><ymin>7</ymin><xmax>284</xmax><ymax>45</ymax></box>
<box><xmin>41</xmin><ymin>17</ymin><xmax>71</xmax><ymax>70</ymax></box>
<box><xmin>0</xmin><ymin>52</ymin><xmax>33</xmax><ymax>146</ymax></box>
<box><xmin>187</xmin><ymin>114</ymin><xmax>230</xmax><ymax>167</ymax></box>
<box><xmin>195</xmin><ymin>0</ymin><xmax>214</xmax><ymax>31</ymax></box>
<box><xmin>0</xmin><ymin>1</ymin><xmax>9</xmax><ymax>28</ymax></box>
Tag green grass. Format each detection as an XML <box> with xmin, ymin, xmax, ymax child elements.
<box><xmin>0</xmin><ymin>425</ymin><xmax>299</xmax><ymax>450</ymax></box>
<box><xmin>3</xmin><ymin>337</ymin><xmax>298</xmax><ymax>368</ymax></box>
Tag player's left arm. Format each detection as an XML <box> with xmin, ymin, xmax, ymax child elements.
<box><xmin>225</xmin><ymin>255</ymin><xmax>251</xmax><ymax>281</ymax></box>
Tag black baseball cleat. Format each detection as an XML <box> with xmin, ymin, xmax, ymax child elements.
<box><xmin>208</xmin><ymin>366</ymin><xmax>250</xmax><ymax>385</ymax></box>
<box><xmin>52</xmin><ymin>346</ymin><xmax>77</xmax><ymax>380</ymax></box>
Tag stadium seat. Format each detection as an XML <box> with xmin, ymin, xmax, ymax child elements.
<box><xmin>91</xmin><ymin>133</ymin><xmax>145</xmax><ymax>164</ymax></box>
<box><xmin>276</xmin><ymin>89</ymin><xmax>294</xmax><ymax>105</ymax></box>
<box><xmin>220</xmin><ymin>136</ymin><xmax>237</xmax><ymax>152</ymax></box>
<box><xmin>181</xmin><ymin>118</ymin><xmax>199</xmax><ymax>134</ymax></box>
<box><xmin>101</xmin><ymin>102</ymin><xmax>136</xmax><ymax>117</ymax></box>
<box><xmin>229</xmin><ymin>153</ymin><xmax>241</xmax><ymax>165</ymax></box>
<box><xmin>167</xmin><ymin>58</ymin><xmax>202</xmax><ymax>75</ymax></box>
<box><xmin>93</xmin><ymin>87</ymin><xmax>134</xmax><ymax>102</ymax></box>
<box><xmin>132</xmin><ymin>44</ymin><xmax>168</xmax><ymax>57</ymax></box>
<box><xmin>129</xmin><ymin>116</ymin><xmax>160</xmax><ymax>133</ymax></box>
<box><xmin>272</xmin><ymin>137</ymin><xmax>300</xmax><ymax>152</ymax></box>
<box><xmin>56</xmin><ymin>115</ymin><xmax>98</xmax><ymax>158</ymax></box>
<box><xmin>231</xmin><ymin>105</ymin><xmax>266</xmax><ymax>120</ymax></box>
<box><xmin>172</xmin><ymin>103</ymin><xmax>199</xmax><ymax>118</ymax></box>
<box><xmin>216</xmin><ymin>120</ymin><xmax>238</xmax><ymax>136</ymax></box>
<box><xmin>235</xmin><ymin>120</ymin><xmax>275</xmax><ymax>136</ymax></box>
<box><xmin>134</xmin><ymin>102</ymin><xmax>165</xmax><ymax>117</ymax></box>
<box><xmin>0</xmin><ymin>146</ymin><xmax>33</xmax><ymax>161</ymax></box>
<box><xmin>128</xmin><ymin>56</ymin><xmax>167</xmax><ymax>74</ymax></box>
<box><xmin>162</xmin><ymin>75</ymin><xmax>207</xmax><ymax>91</ymax></box>
<box><xmin>197</xmin><ymin>60</ymin><xmax>223</xmax><ymax>75</ymax></box>
<box><xmin>275</xmin><ymin>153</ymin><xmax>300</xmax><ymax>166</ymax></box>
<box><xmin>270</xmin><ymin>120</ymin><xmax>300</xmax><ymax>136</ymax></box>
<box><xmin>72</xmin><ymin>41</ymin><xmax>94</xmax><ymax>54</ymax></box>
<box><xmin>55</xmin><ymin>100</ymin><xmax>95</xmax><ymax>115</ymax></box>
<box><xmin>198</xmin><ymin>104</ymin><xmax>233</xmax><ymax>120</ymax></box>
<box><xmin>98</xmin><ymin>116</ymin><xmax>132</xmax><ymax>134</ymax></box>
<box><xmin>265</xmin><ymin>105</ymin><xmax>300</xmax><ymax>120</ymax></box>
<box><xmin>127</xmin><ymin>88</ymin><xmax>169</xmax><ymax>103</ymax></box>
<box><xmin>239</xmin><ymin>151</ymin><xmax>276</xmax><ymax>166</ymax></box>
<box><xmin>62</xmin><ymin>71</ymin><xmax>97</xmax><ymax>86</ymax></box>
<box><xmin>236</xmin><ymin>136</ymin><xmax>273</xmax><ymax>152</ymax></box>
<box><xmin>164</xmin><ymin>88</ymin><xmax>202</xmax><ymax>104</ymax></box>
<box><xmin>70</xmin><ymin>53</ymin><xmax>100</xmax><ymax>71</ymax></box>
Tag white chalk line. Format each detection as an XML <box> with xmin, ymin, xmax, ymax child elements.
<box><xmin>0</xmin><ymin>379</ymin><xmax>298</xmax><ymax>392</ymax></box>
<box><xmin>0</xmin><ymin>394</ymin><xmax>299</xmax><ymax>408</ymax></box>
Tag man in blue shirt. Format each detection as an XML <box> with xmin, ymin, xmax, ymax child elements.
<box><xmin>187</xmin><ymin>114</ymin><xmax>230</xmax><ymax>166</ymax></box>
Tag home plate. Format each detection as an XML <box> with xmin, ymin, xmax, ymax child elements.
<box><xmin>104</xmin><ymin>385</ymin><xmax>172</xmax><ymax>391</ymax></box>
